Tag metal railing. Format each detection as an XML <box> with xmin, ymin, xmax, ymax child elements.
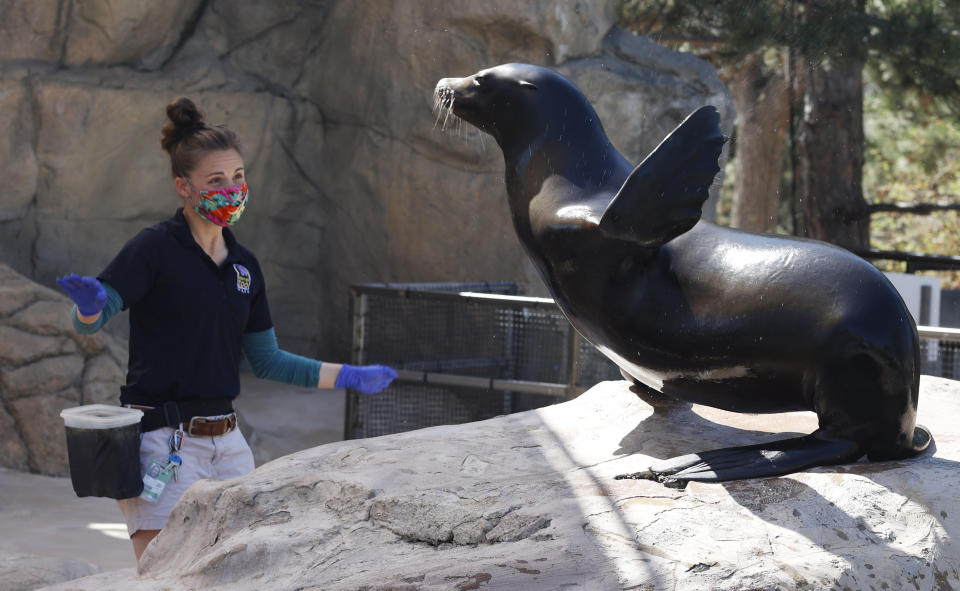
<box><xmin>854</xmin><ymin>248</ymin><xmax>960</xmax><ymax>273</ymax></box>
<box><xmin>345</xmin><ymin>282</ymin><xmax>960</xmax><ymax>439</ymax></box>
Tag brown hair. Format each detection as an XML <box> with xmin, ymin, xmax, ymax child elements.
<box><xmin>160</xmin><ymin>97</ymin><xmax>243</xmax><ymax>178</ymax></box>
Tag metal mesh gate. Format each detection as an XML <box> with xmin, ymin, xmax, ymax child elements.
<box><xmin>345</xmin><ymin>283</ymin><xmax>620</xmax><ymax>439</ymax></box>
<box><xmin>919</xmin><ymin>327</ymin><xmax>960</xmax><ymax>379</ymax></box>
<box><xmin>345</xmin><ymin>283</ymin><xmax>960</xmax><ymax>440</ymax></box>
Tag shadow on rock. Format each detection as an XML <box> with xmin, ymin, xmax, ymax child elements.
<box><xmin>717</xmin><ymin>453</ymin><xmax>960</xmax><ymax>589</ymax></box>
<box><xmin>614</xmin><ymin>383</ymin><xmax>808</xmax><ymax>459</ymax></box>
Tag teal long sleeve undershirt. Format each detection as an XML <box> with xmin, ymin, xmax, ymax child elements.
<box><xmin>71</xmin><ymin>282</ymin><xmax>321</xmax><ymax>388</ymax></box>
<box><xmin>241</xmin><ymin>328</ymin><xmax>322</xmax><ymax>388</ymax></box>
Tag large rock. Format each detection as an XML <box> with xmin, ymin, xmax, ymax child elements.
<box><xmin>0</xmin><ymin>2</ymin><xmax>63</xmax><ymax>61</ymax></box>
<box><xmin>0</xmin><ymin>79</ymin><xmax>39</xmax><ymax>274</ymax></box>
<box><xmin>0</xmin><ymin>553</ymin><xmax>100</xmax><ymax>591</ymax></box>
<box><xmin>0</xmin><ymin>0</ymin><xmax>733</xmax><ymax>358</ymax></box>
<box><xmin>0</xmin><ymin>264</ymin><xmax>127</xmax><ymax>476</ymax></box>
<box><xmin>49</xmin><ymin>376</ymin><xmax>960</xmax><ymax>590</ymax></box>
<box><xmin>8</xmin><ymin>390</ymin><xmax>80</xmax><ymax>476</ymax></box>
<box><xmin>0</xmin><ymin>404</ymin><xmax>28</xmax><ymax>472</ymax></box>
<box><xmin>63</xmin><ymin>0</ymin><xmax>204</xmax><ymax>68</ymax></box>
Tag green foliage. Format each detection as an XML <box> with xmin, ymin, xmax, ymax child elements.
<box><xmin>865</xmin><ymin>0</ymin><xmax>960</xmax><ymax>113</ymax></box>
<box><xmin>864</xmin><ymin>81</ymin><xmax>960</xmax><ymax>286</ymax></box>
<box><xmin>618</xmin><ymin>0</ymin><xmax>960</xmax><ymax>108</ymax></box>
<box><xmin>864</xmin><ymin>90</ymin><xmax>960</xmax><ymax>202</ymax></box>
<box><xmin>618</xmin><ymin>0</ymin><xmax>795</xmax><ymax>61</ymax></box>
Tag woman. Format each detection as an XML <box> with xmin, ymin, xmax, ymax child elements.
<box><xmin>57</xmin><ymin>97</ymin><xmax>397</xmax><ymax>561</ymax></box>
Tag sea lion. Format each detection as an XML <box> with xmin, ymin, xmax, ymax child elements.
<box><xmin>434</xmin><ymin>63</ymin><xmax>931</xmax><ymax>487</ymax></box>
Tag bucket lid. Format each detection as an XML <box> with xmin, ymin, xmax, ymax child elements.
<box><xmin>60</xmin><ymin>404</ymin><xmax>143</xmax><ymax>429</ymax></box>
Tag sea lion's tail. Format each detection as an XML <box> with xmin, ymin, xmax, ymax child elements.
<box><xmin>616</xmin><ymin>430</ymin><xmax>870</xmax><ymax>488</ymax></box>
<box><xmin>618</xmin><ymin>423</ymin><xmax>934</xmax><ymax>488</ymax></box>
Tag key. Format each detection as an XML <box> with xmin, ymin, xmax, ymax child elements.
<box><xmin>168</xmin><ymin>453</ymin><xmax>182</xmax><ymax>482</ymax></box>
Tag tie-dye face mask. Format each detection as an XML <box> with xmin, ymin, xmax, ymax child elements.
<box><xmin>185</xmin><ymin>180</ymin><xmax>248</xmax><ymax>227</ymax></box>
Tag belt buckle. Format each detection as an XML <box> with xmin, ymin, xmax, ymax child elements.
<box><xmin>186</xmin><ymin>415</ymin><xmax>205</xmax><ymax>436</ymax></box>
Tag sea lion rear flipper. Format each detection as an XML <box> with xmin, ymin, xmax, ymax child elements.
<box><xmin>598</xmin><ymin>106</ymin><xmax>726</xmax><ymax>247</ymax></box>
<box><xmin>615</xmin><ymin>430</ymin><xmax>867</xmax><ymax>488</ymax></box>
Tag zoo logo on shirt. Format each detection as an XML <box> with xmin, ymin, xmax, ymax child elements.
<box><xmin>233</xmin><ymin>264</ymin><xmax>252</xmax><ymax>294</ymax></box>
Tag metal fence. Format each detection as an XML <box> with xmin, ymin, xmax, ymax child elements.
<box><xmin>919</xmin><ymin>326</ymin><xmax>960</xmax><ymax>380</ymax></box>
<box><xmin>345</xmin><ymin>282</ymin><xmax>620</xmax><ymax>439</ymax></box>
<box><xmin>345</xmin><ymin>283</ymin><xmax>960</xmax><ymax>439</ymax></box>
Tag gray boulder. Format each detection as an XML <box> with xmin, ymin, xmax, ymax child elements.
<box><xmin>45</xmin><ymin>376</ymin><xmax>960</xmax><ymax>590</ymax></box>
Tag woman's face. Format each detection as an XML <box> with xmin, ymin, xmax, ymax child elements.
<box><xmin>175</xmin><ymin>148</ymin><xmax>245</xmax><ymax>199</ymax></box>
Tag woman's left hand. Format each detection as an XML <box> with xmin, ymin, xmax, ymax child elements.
<box><xmin>334</xmin><ymin>364</ymin><xmax>398</xmax><ymax>394</ymax></box>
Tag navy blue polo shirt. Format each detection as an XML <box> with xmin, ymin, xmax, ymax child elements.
<box><xmin>99</xmin><ymin>208</ymin><xmax>272</xmax><ymax>405</ymax></box>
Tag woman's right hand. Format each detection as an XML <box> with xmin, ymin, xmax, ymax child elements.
<box><xmin>56</xmin><ymin>274</ymin><xmax>107</xmax><ymax>316</ymax></box>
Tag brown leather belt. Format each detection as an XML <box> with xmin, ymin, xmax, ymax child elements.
<box><xmin>186</xmin><ymin>413</ymin><xmax>238</xmax><ymax>437</ymax></box>
<box><xmin>124</xmin><ymin>404</ymin><xmax>238</xmax><ymax>437</ymax></box>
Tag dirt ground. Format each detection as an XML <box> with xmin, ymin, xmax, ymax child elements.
<box><xmin>0</xmin><ymin>373</ymin><xmax>346</xmax><ymax>572</ymax></box>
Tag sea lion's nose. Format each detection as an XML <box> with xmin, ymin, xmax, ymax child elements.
<box><xmin>435</xmin><ymin>77</ymin><xmax>458</xmax><ymax>90</ymax></box>
<box><xmin>437</xmin><ymin>76</ymin><xmax>473</xmax><ymax>92</ymax></box>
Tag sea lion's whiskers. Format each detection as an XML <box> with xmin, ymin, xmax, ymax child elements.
<box><xmin>441</xmin><ymin>98</ymin><xmax>454</xmax><ymax>131</ymax></box>
<box><xmin>433</xmin><ymin>93</ymin><xmax>448</xmax><ymax>129</ymax></box>
<box><xmin>433</xmin><ymin>88</ymin><xmax>456</xmax><ymax>131</ymax></box>
<box><xmin>431</xmin><ymin>84</ymin><xmax>486</xmax><ymax>151</ymax></box>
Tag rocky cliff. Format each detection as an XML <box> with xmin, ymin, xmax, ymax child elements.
<box><xmin>0</xmin><ymin>1</ymin><xmax>733</xmax><ymax>360</ymax></box>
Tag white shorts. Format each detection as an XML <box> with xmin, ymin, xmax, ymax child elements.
<box><xmin>117</xmin><ymin>425</ymin><xmax>255</xmax><ymax>536</ymax></box>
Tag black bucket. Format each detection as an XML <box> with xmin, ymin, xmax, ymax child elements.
<box><xmin>60</xmin><ymin>404</ymin><xmax>144</xmax><ymax>499</ymax></box>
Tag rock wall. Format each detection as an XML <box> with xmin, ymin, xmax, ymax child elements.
<box><xmin>0</xmin><ymin>264</ymin><xmax>126</xmax><ymax>476</ymax></box>
<box><xmin>0</xmin><ymin>0</ymin><xmax>733</xmax><ymax>360</ymax></box>
<box><xmin>46</xmin><ymin>376</ymin><xmax>960</xmax><ymax>590</ymax></box>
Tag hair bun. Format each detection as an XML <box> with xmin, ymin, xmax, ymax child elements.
<box><xmin>161</xmin><ymin>97</ymin><xmax>207</xmax><ymax>153</ymax></box>
<box><xmin>160</xmin><ymin>97</ymin><xmax>242</xmax><ymax>177</ymax></box>
<box><xmin>167</xmin><ymin>97</ymin><xmax>205</xmax><ymax>128</ymax></box>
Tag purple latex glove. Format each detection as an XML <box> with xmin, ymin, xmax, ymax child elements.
<box><xmin>56</xmin><ymin>274</ymin><xmax>107</xmax><ymax>316</ymax></box>
<box><xmin>335</xmin><ymin>364</ymin><xmax>398</xmax><ymax>394</ymax></box>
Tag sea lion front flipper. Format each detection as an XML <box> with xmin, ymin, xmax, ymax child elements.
<box><xmin>598</xmin><ymin>106</ymin><xmax>726</xmax><ymax>247</ymax></box>
<box><xmin>615</xmin><ymin>430</ymin><xmax>866</xmax><ymax>488</ymax></box>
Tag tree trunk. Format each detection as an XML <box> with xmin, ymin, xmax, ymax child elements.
<box><xmin>728</xmin><ymin>53</ymin><xmax>790</xmax><ymax>233</ymax></box>
<box><xmin>794</xmin><ymin>56</ymin><xmax>869</xmax><ymax>250</ymax></box>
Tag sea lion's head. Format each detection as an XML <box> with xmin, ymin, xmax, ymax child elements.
<box><xmin>435</xmin><ymin>63</ymin><xmax>602</xmax><ymax>154</ymax></box>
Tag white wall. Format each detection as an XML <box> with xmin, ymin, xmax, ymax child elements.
<box><xmin>884</xmin><ymin>272</ymin><xmax>941</xmax><ymax>327</ymax></box>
